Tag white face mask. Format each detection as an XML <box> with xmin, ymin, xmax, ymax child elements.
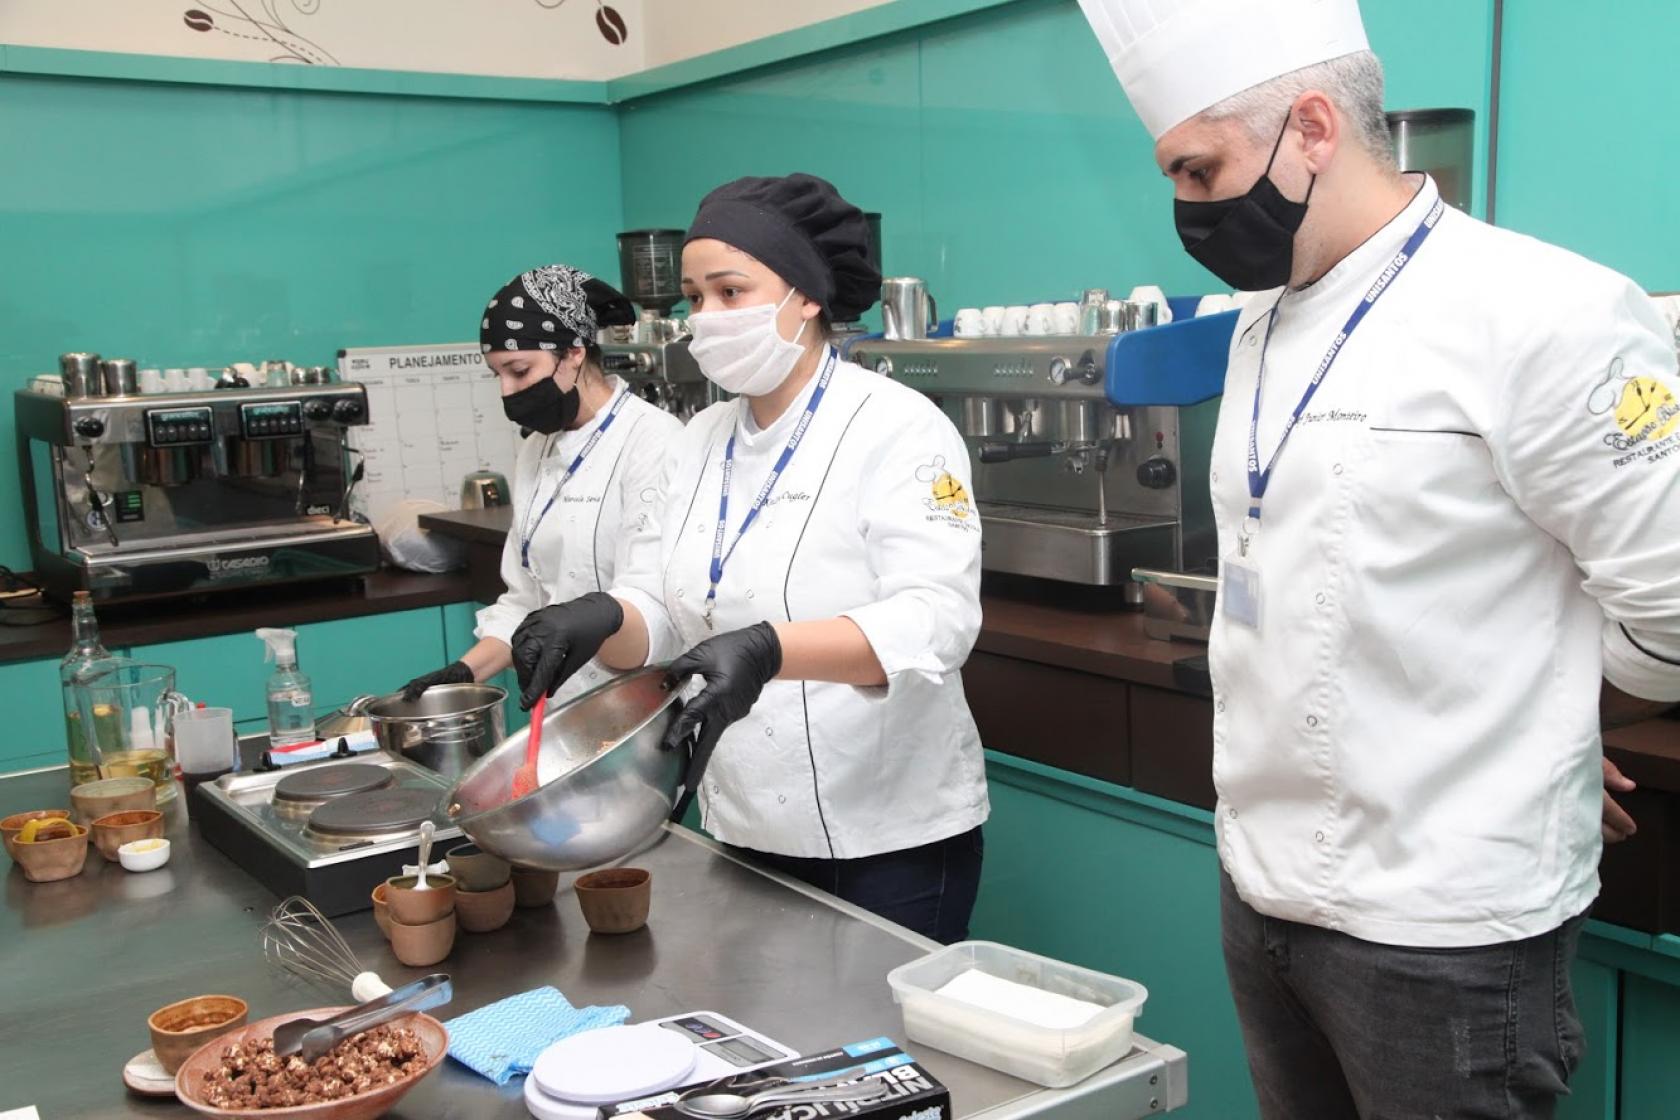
<box><xmin>687</xmin><ymin>288</ymin><xmax>807</xmax><ymax>396</ymax></box>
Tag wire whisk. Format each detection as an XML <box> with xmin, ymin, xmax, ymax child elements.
<box><xmin>261</xmin><ymin>895</ymin><xmax>393</xmax><ymax>1002</ymax></box>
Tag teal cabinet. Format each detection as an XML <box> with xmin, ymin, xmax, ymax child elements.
<box><xmin>0</xmin><ymin>658</ymin><xmax>71</xmax><ymax>774</ymax></box>
<box><xmin>973</xmin><ymin>754</ymin><xmax>1254</xmax><ymax>1120</ymax></box>
<box><xmin>1618</xmin><ymin>973</ymin><xmax>1680</xmax><ymax>1120</ymax></box>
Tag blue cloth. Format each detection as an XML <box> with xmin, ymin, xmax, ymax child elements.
<box><xmin>445</xmin><ymin>986</ymin><xmax>630</xmax><ymax>1085</ymax></box>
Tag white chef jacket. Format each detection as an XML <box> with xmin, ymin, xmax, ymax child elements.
<box><xmin>475</xmin><ymin>378</ymin><xmax>681</xmax><ymax>705</ymax></box>
<box><xmin>1211</xmin><ymin>176</ymin><xmax>1680</xmax><ymax>947</ymax></box>
<box><xmin>612</xmin><ymin>354</ymin><xmax>991</xmax><ymax>859</ymax></box>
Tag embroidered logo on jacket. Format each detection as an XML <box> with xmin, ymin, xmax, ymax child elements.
<box><xmin>915</xmin><ymin>455</ymin><xmax>978</xmax><ymax>528</ymax></box>
<box><xmin>1588</xmin><ymin>356</ymin><xmax>1680</xmax><ymax>467</ymax></box>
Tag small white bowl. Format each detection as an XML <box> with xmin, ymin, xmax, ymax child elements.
<box><xmin>118</xmin><ymin>837</ymin><xmax>171</xmax><ymax>872</ymax></box>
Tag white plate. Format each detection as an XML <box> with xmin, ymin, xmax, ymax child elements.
<box><xmin>122</xmin><ymin>1048</ymin><xmax>177</xmax><ymax>1097</ymax></box>
<box><xmin>530</xmin><ymin>1023</ymin><xmax>697</xmax><ymax>1105</ymax></box>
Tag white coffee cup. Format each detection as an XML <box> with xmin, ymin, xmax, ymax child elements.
<box><xmin>186</xmin><ymin>367</ymin><xmax>213</xmax><ymax>391</ymax></box>
<box><xmin>954</xmin><ymin>308</ymin><xmax>987</xmax><ymax>337</ymax></box>
<box><xmin>138</xmin><ymin>368</ymin><xmax>165</xmax><ymax>394</ymax></box>
<box><xmin>982</xmin><ymin>306</ymin><xmax>1007</xmax><ymax>336</ymax></box>
<box><xmin>164</xmin><ymin>368</ymin><xmax>189</xmax><ymax>393</ymax></box>
<box><xmin>999</xmin><ymin>306</ymin><xmax>1030</xmax><ymax>337</ymax></box>
<box><xmin>1053</xmin><ymin>302</ymin><xmax>1081</xmax><ymax>334</ymax></box>
<box><xmin>1024</xmin><ymin>306</ymin><xmax>1055</xmax><ymax>335</ymax></box>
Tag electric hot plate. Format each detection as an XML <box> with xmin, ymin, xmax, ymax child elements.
<box><xmin>192</xmin><ymin>749</ymin><xmax>461</xmax><ymax>916</ymax></box>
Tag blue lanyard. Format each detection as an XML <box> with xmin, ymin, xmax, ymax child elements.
<box><xmin>1246</xmin><ymin>195</ymin><xmax>1446</xmax><ymax>529</ymax></box>
<box><xmin>519</xmin><ymin>388</ymin><xmax>630</xmax><ymax>569</ymax></box>
<box><xmin>704</xmin><ymin>347</ymin><xmax>836</xmax><ymax>628</ymax></box>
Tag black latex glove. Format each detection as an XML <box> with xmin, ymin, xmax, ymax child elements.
<box><xmin>400</xmin><ymin>660</ymin><xmax>473</xmax><ymax>702</ymax></box>
<box><xmin>661</xmin><ymin>622</ymin><xmax>783</xmax><ymax>820</ymax></box>
<box><xmin>511</xmin><ymin>592</ymin><xmax>625</xmax><ymax>710</ymax></box>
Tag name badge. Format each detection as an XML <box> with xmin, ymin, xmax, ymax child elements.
<box><xmin>1222</xmin><ymin>557</ymin><xmax>1262</xmax><ymax>630</ymax></box>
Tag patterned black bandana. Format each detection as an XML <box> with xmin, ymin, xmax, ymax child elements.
<box><xmin>479</xmin><ymin>264</ymin><xmax>634</xmax><ymax>354</ymax></box>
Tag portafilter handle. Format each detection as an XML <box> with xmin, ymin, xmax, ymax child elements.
<box><xmin>977</xmin><ymin>441</ymin><xmax>1058</xmax><ymax>464</ymax></box>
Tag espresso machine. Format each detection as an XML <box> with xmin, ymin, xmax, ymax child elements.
<box><xmin>849</xmin><ymin>311</ymin><xmax>1228</xmax><ymax>587</ymax></box>
<box><xmin>601</xmin><ymin>229</ymin><xmax>717</xmax><ymax>420</ymax></box>
<box><xmin>15</xmin><ymin>354</ymin><xmax>379</xmax><ymax>602</ymax></box>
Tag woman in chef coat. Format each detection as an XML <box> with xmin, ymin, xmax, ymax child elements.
<box><xmin>401</xmin><ymin>264</ymin><xmax>681</xmax><ymax>705</ymax></box>
<box><xmin>511</xmin><ymin>174</ymin><xmax>990</xmax><ymax>942</ymax></box>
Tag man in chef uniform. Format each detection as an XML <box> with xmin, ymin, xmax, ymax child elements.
<box><xmin>1075</xmin><ymin>1</ymin><xmax>1680</xmax><ymax>1115</ymax></box>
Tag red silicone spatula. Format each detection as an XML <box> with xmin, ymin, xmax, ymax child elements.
<box><xmin>511</xmin><ymin>692</ymin><xmax>546</xmax><ymax>800</ymax></box>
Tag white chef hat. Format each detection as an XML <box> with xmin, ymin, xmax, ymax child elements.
<box><xmin>1077</xmin><ymin>0</ymin><xmax>1370</xmax><ymax>139</ymax></box>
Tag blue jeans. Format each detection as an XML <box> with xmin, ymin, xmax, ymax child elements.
<box><xmin>735</xmin><ymin>827</ymin><xmax>984</xmax><ymax>944</ymax></box>
<box><xmin>1221</xmin><ymin>869</ymin><xmax>1587</xmax><ymax>1119</ymax></box>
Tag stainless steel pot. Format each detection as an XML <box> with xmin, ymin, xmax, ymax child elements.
<box><xmin>444</xmin><ymin>668</ymin><xmax>683</xmax><ymax>871</ymax></box>
<box><xmin>338</xmin><ymin>684</ymin><xmax>507</xmax><ymax>779</ymax></box>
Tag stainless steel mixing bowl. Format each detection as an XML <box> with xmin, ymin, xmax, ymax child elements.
<box><xmin>443</xmin><ymin>668</ymin><xmax>683</xmax><ymax>871</ymax></box>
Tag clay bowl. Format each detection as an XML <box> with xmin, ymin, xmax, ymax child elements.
<box><xmin>91</xmin><ymin>808</ymin><xmax>165</xmax><ymax>862</ymax></box>
<box><xmin>2</xmin><ymin>809</ymin><xmax>70</xmax><ymax>861</ymax></box>
<box><xmin>445</xmin><ymin>843</ymin><xmax>510</xmax><ymax>891</ymax></box>
<box><xmin>455</xmin><ymin>880</ymin><xmax>516</xmax><ymax>934</ymax></box>
<box><xmin>383</xmin><ymin>874</ymin><xmax>456</xmax><ymax>925</ymax></box>
<box><xmin>574</xmin><ymin>867</ymin><xmax>652</xmax><ymax>934</ymax></box>
<box><xmin>173</xmin><ymin>1006</ymin><xmax>447</xmax><ymax>1119</ymax></box>
<box><xmin>388</xmin><ymin>911</ymin><xmax>455</xmax><ymax>968</ymax></box>
<box><xmin>70</xmin><ymin>776</ymin><xmax>155</xmax><ymax>823</ymax></box>
<box><xmin>148</xmin><ymin>995</ymin><xmax>249</xmax><ymax>1076</ymax></box>
<box><xmin>370</xmin><ymin>882</ymin><xmax>393</xmax><ymax>940</ymax></box>
<box><xmin>510</xmin><ymin>865</ymin><xmax>560</xmax><ymax>908</ymax></box>
<box><xmin>11</xmin><ymin>820</ymin><xmax>90</xmax><ymax>882</ymax></box>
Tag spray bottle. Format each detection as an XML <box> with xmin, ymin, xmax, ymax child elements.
<box><xmin>256</xmin><ymin>627</ymin><xmax>316</xmax><ymax>746</ymax></box>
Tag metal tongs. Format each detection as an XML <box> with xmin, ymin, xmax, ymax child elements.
<box><xmin>272</xmin><ymin>973</ymin><xmax>452</xmax><ymax>1061</ymax></box>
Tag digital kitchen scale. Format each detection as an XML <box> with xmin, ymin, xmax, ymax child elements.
<box><xmin>523</xmin><ymin>1012</ymin><xmax>798</xmax><ymax>1120</ymax></box>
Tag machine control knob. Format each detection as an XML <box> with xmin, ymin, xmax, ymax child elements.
<box><xmin>873</xmin><ymin>356</ymin><xmax>893</xmax><ymax>377</ymax></box>
<box><xmin>303</xmin><ymin>399</ymin><xmax>332</xmax><ymax>420</ymax></box>
<box><xmin>1137</xmin><ymin>456</ymin><xmax>1178</xmax><ymax>489</ymax></box>
<box><xmin>73</xmin><ymin>416</ymin><xmax>105</xmax><ymax>439</ymax></box>
<box><xmin>331</xmin><ymin>397</ymin><xmax>365</xmax><ymax>422</ymax></box>
<box><xmin>634</xmin><ymin>352</ymin><xmax>656</xmax><ymax>374</ymax></box>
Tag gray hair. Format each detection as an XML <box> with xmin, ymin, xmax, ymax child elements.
<box><xmin>1199</xmin><ymin>50</ymin><xmax>1394</xmax><ymax>168</ymax></box>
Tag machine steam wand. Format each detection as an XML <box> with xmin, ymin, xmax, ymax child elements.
<box><xmin>79</xmin><ymin>447</ymin><xmax>119</xmax><ymax>547</ymax></box>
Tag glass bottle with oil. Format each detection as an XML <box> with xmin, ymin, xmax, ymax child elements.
<box><xmin>62</xmin><ymin>591</ymin><xmax>119</xmax><ymax>785</ymax></box>
<box><xmin>62</xmin><ymin>598</ymin><xmax>177</xmax><ymax>801</ymax></box>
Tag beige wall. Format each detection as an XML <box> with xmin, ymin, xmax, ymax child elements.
<box><xmin>639</xmin><ymin>0</ymin><xmax>893</xmax><ymax>69</ymax></box>
<box><xmin>0</xmin><ymin>0</ymin><xmax>649</xmax><ymax>79</ymax></box>
<box><xmin>0</xmin><ymin>0</ymin><xmax>907</xmax><ymax>80</ymax></box>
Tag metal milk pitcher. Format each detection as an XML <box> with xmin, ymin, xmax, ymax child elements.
<box><xmin>881</xmin><ymin>277</ymin><xmax>938</xmax><ymax>340</ymax></box>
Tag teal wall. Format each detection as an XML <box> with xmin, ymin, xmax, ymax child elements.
<box><xmin>0</xmin><ymin>72</ymin><xmax>623</xmax><ymax>571</ymax></box>
<box><xmin>617</xmin><ymin>0</ymin><xmax>1495</xmax><ymax>313</ymax></box>
<box><xmin>1495</xmin><ymin>0</ymin><xmax>1680</xmax><ymax>291</ymax></box>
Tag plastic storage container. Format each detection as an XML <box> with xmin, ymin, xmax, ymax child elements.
<box><xmin>886</xmin><ymin>940</ymin><xmax>1148</xmax><ymax>1088</ymax></box>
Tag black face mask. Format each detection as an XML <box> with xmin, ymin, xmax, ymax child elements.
<box><xmin>1173</xmin><ymin>115</ymin><xmax>1315</xmax><ymax>291</ymax></box>
<box><xmin>501</xmin><ymin>373</ymin><xmax>579</xmax><ymax>435</ymax></box>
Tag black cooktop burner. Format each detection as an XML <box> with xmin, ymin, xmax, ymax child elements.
<box><xmin>306</xmin><ymin>787</ymin><xmax>441</xmax><ymax>837</ymax></box>
<box><xmin>274</xmin><ymin>763</ymin><xmax>393</xmax><ymax>804</ymax></box>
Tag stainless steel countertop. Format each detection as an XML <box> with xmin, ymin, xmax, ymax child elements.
<box><xmin>1</xmin><ymin>764</ymin><xmax>1186</xmax><ymax>1118</ymax></box>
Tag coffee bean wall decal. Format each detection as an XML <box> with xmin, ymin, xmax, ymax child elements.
<box><xmin>596</xmin><ymin>4</ymin><xmax>628</xmax><ymax>45</ymax></box>
<box><xmin>183</xmin><ymin>8</ymin><xmax>214</xmax><ymax>32</ymax></box>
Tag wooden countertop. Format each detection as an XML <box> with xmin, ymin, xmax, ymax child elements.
<box><xmin>419</xmin><ymin>505</ymin><xmax>513</xmax><ymax>546</ymax></box>
<box><xmin>0</xmin><ymin>569</ymin><xmax>474</xmax><ymax>665</ymax></box>
<box><xmin>975</xmin><ymin>592</ymin><xmax>1195</xmax><ymax>692</ymax></box>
